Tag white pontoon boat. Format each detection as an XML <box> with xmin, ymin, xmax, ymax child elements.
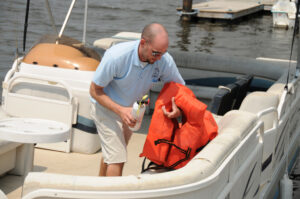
<box><xmin>1</xmin><ymin>0</ymin><xmax>300</xmax><ymax>199</ymax></box>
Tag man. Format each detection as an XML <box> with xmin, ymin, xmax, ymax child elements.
<box><xmin>90</xmin><ymin>23</ymin><xmax>185</xmax><ymax>176</ymax></box>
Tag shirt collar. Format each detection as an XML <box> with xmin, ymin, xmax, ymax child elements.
<box><xmin>140</xmin><ymin>61</ymin><xmax>148</xmax><ymax>68</ymax></box>
<box><xmin>133</xmin><ymin>40</ymin><xmax>147</xmax><ymax>68</ymax></box>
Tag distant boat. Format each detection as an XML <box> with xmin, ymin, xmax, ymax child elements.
<box><xmin>271</xmin><ymin>0</ymin><xmax>297</xmax><ymax>28</ymax></box>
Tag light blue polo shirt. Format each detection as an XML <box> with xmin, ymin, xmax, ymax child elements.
<box><xmin>92</xmin><ymin>40</ymin><xmax>185</xmax><ymax>107</ymax></box>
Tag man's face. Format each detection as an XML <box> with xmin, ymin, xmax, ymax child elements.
<box><xmin>142</xmin><ymin>34</ymin><xmax>168</xmax><ymax>64</ymax></box>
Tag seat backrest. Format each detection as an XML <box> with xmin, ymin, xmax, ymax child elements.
<box><xmin>208</xmin><ymin>83</ymin><xmax>239</xmax><ymax>115</ymax></box>
<box><xmin>232</xmin><ymin>75</ymin><xmax>253</xmax><ymax>109</ymax></box>
<box><xmin>239</xmin><ymin>91</ymin><xmax>279</xmax><ymax>131</ymax></box>
<box><xmin>2</xmin><ymin>74</ymin><xmax>77</xmax><ymax>153</ymax></box>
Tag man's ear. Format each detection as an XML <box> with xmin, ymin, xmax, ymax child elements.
<box><xmin>140</xmin><ymin>38</ymin><xmax>146</xmax><ymax>46</ymax></box>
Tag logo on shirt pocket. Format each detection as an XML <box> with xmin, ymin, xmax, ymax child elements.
<box><xmin>152</xmin><ymin>67</ymin><xmax>160</xmax><ymax>82</ymax></box>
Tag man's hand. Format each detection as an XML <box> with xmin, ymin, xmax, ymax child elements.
<box><xmin>162</xmin><ymin>97</ymin><xmax>181</xmax><ymax>118</ymax></box>
<box><xmin>119</xmin><ymin>107</ymin><xmax>137</xmax><ymax>127</ymax></box>
<box><xmin>90</xmin><ymin>82</ymin><xmax>137</xmax><ymax>127</ymax></box>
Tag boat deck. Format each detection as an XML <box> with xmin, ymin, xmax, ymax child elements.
<box><xmin>0</xmin><ymin>116</ymin><xmax>150</xmax><ymax>199</ymax></box>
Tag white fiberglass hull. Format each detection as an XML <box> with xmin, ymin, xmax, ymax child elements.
<box><xmin>4</xmin><ymin>51</ymin><xmax>298</xmax><ymax>199</ymax></box>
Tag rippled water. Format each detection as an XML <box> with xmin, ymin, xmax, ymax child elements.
<box><xmin>0</xmin><ymin>0</ymin><xmax>298</xmax><ymax>72</ymax></box>
<box><xmin>0</xmin><ymin>0</ymin><xmax>300</xmax><ymax>197</ymax></box>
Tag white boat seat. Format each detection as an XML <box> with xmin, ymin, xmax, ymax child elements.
<box><xmin>267</xmin><ymin>82</ymin><xmax>285</xmax><ymax>99</ymax></box>
<box><xmin>10</xmin><ymin>81</ymin><xmax>70</xmax><ymax>102</ymax></box>
<box><xmin>239</xmin><ymin>91</ymin><xmax>279</xmax><ymax>131</ymax></box>
<box><xmin>23</xmin><ymin>110</ymin><xmax>259</xmax><ymax>196</ymax></box>
<box><xmin>212</xmin><ymin>113</ymin><xmax>223</xmax><ymax>124</ymax></box>
<box><xmin>218</xmin><ymin>110</ymin><xmax>258</xmax><ymax>139</ymax></box>
<box><xmin>93</xmin><ymin>32</ymin><xmax>141</xmax><ymax>49</ymax></box>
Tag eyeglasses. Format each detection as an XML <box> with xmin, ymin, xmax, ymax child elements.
<box><xmin>143</xmin><ymin>38</ymin><xmax>167</xmax><ymax>57</ymax></box>
<box><xmin>152</xmin><ymin>50</ymin><xmax>165</xmax><ymax>57</ymax></box>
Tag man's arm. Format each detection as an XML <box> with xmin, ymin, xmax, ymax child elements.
<box><xmin>89</xmin><ymin>82</ymin><xmax>136</xmax><ymax>127</ymax></box>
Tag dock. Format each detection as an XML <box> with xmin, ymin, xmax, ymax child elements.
<box><xmin>178</xmin><ymin>0</ymin><xmax>276</xmax><ymax>20</ymax></box>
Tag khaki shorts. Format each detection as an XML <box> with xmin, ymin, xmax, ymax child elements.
<box><xmin>90</xmin><ymin>102</ymin><xmax>132</xmax><ymax>164</ymax></box>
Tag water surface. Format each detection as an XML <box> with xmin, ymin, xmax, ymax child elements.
<box><xmin>0</xmin><ymin>0</ymin><xmax>298</xmax><ymax>73</ymax></box>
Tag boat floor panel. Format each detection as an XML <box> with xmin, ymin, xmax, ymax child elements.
<box><xmin>0</xmin><ymin>132</ymin><xmax>147</xmax><ymax>199</ymax></box>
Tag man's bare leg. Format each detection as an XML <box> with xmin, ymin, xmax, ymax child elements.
<box><xmin>99</xmin><ymin>157</ymin><xmax>124</xmax><ymax>176</ymax></box>
<box><xmin>106</xmin><ymin>163</ymin><xmax>124</xmax><ymax>176</ymax></box>
<box><xmin>99</xmin><ymin>157</ymin><xmax>107</xmax><ymax>176</ymax></box>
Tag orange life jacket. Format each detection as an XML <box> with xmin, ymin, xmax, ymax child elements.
<box><xmin>140</xmin><ymin>82</ymin><xmax>218</xmax><ymax>169</ymax></box>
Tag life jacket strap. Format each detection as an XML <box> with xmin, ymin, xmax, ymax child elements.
<box><xmin>155</xmin><ymin>139</ymin><xmax>192</xmax><ymax>169</ymax></box>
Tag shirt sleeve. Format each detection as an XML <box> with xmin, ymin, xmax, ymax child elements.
<box><xmin>160</xmin><ymin>53</ymin><xmax>185</xmax><ymax>85</ymax></box>
<box><xmin>92</xmin><ymin>50</ymin><xmax>116</xmax><ymax>87</ymax></box>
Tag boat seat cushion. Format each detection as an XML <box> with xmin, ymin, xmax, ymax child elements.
<box><xmin>212</xmin><ymin>113</ymin><xmax>223</xmax><ymax>124</ymax></box>
<box><xmin>10</xmin><ymin>81</ymin><xmax>70</xmax><ymax>102</ymax></box>
<box><xmin>239</xmin><ymin>91</ymin><xmax>279</xmax><ymax>131</ymax></box>
<box><xmin>218</xmin><ymin>110</ymin><xmax>257</xmax><ymax>139</ymax></box>
<box><xmin>23</xmin><ymin>43</ymin><xmax>99</xmax><ymax>71</ymax></box>
<box><xmin>23</xmin><ymin>110</ymin><xmax>259</xmax><ymax>194</ymax></box>
<box><xmin>267</xmin><ymin>83</ymin><xmax>285</xmax><ymax>99</ymax></box>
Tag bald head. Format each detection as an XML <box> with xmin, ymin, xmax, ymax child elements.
<box><xmin>138</xmin><ymin>23</ymin><xmax>169</xmax><ymax>64</ymax></box>
<box><xmin>141</xmin><ymin>23</ymin><xmax>168</xmax><ymax>43</ymax></box>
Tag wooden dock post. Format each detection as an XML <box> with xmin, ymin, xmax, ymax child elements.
<box><xmin>183</xmin><ymin>0</ymin><xmax>192</xmax><ymax>12</ymax></box>
<box><xmin>181</xmin><ymin>0</ymin><xmax>194</xmax><ymax>21</ymax></box>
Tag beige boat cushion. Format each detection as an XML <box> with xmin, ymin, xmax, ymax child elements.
<box><xmin>93</xmin><ymin>32</ymin><xmax>141</xmax><ymax>49</ymax></box>
<box><xmin>23</xmin><ymin>43</ymin><xmax>99</xmax><ymax>71</ymax></box>
<box><xmin>93</xmin><ymin>38</ymin><xmax>127</xmax><ymax>49</ymax></box>
<box><xmin>186</xmin><ymin>110</ymin><xmax>258</xmax><ymax>177</ymax></box>
<box><xmin>239</xmin><ymin>91</ymin><xmax>279</xmax><ymax>131</ymax></box>
<box><xmin>267</xmin><ymin>83</ymin><xmax>285</xmax><ymax>99</ymax></box>
<box><xmin>218</xmin><ymin>110</ymin><xmax>258</xmax><ymax>139</ymax></box>
<box><xmin>23</xmin><ymin>110</ymin><xmax>259</xmax><ymax>195</ymax></box>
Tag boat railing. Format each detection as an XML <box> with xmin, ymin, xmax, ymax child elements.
<box><xmin>216</xmin><ymin>120</ymin><xmax>264</xmax><ymax>199</ymax></box>
<box><xmin>257</xmin><ymin>107</ymin><xmax>279</xmax><ymax>131</ymax></box>
<box><xmin>257</xmin><ymin>106</ymin><xmax>279</xmax><ymax>186</ymax></box>
<box><xmin>276</xmin><ymin>77</ymin><xmax>298</xmax><ymax>118</ymax></box>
